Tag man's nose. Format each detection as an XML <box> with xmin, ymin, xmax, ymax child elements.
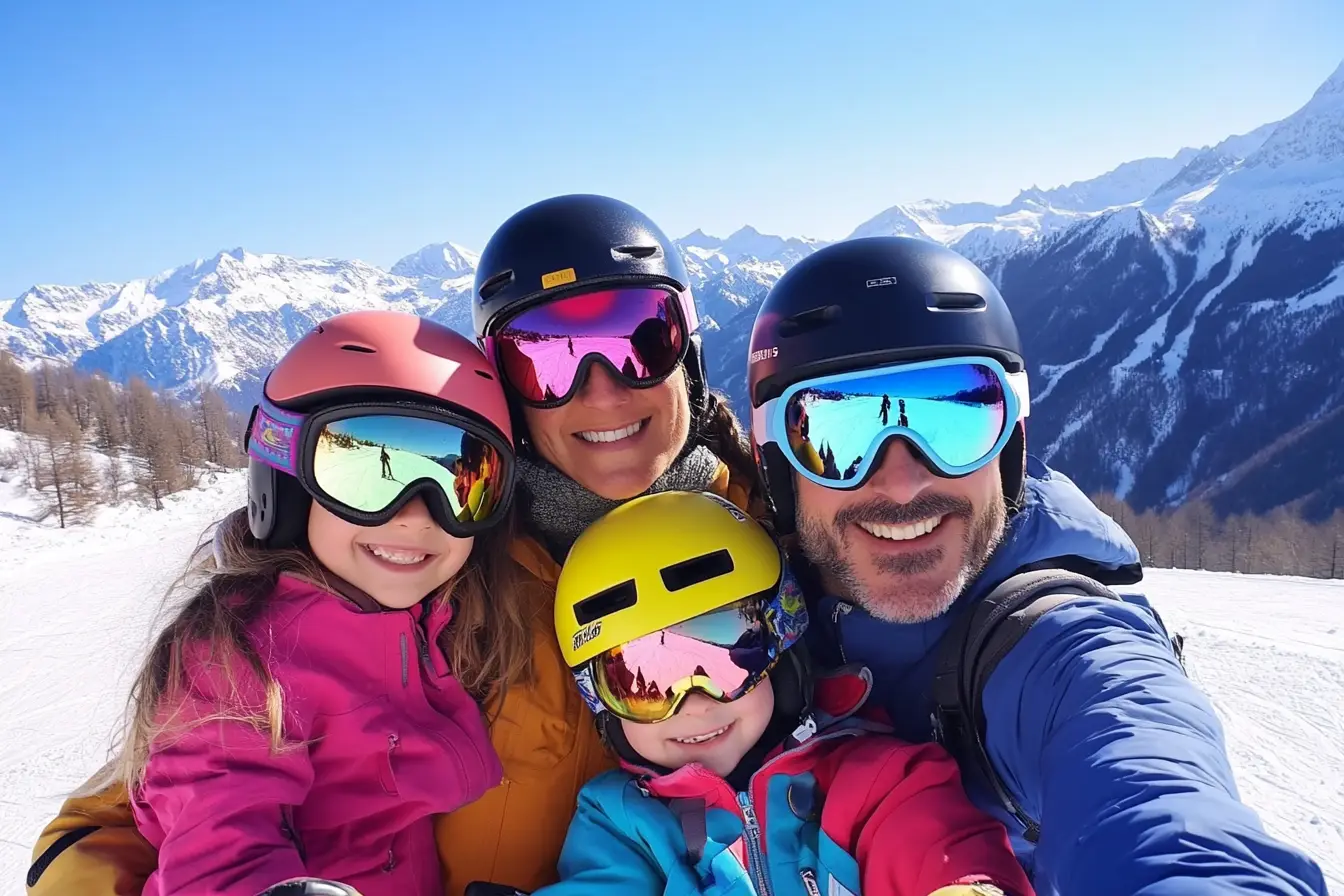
<box><xmin>861</xmin><ymin>438</ymin><xmax>938</xmax><ymax>506</ymax></box>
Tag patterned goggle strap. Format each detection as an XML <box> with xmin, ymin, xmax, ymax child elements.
<box><xmin>246</xmin><ymin>397</ymin><xmax>305</xmax><ymax>475</ymax></box>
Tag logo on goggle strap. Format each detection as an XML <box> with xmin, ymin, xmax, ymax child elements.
<box><xmin>866</xmin><ymin>276</ymin><xmax>898</xmax><ymax>288</ymax></box>
<box><xmin>572</xmin><ymin>620</ymin><xmax>603</xmax><ymax>653</ymax></box>
<box><xmin>259</xmin><ymin>423</ymin><xmax>287</xmax><ymax>449</ymax></box>
<box><xmin>749</xmin><ymin>346</ymin><xmax>779</xmax><ymax>364</ymax></box>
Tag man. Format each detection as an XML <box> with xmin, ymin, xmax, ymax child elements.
<box><xmin>747</xmin><ymin>236</ymin><xmax>1327</xmax><ymax>895</ymax></box>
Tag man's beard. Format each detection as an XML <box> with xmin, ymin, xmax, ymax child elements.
<box><xmin>796</xmin><ymin>490</ymin><xmax>1007</xmax><ymax>624</ymax></box>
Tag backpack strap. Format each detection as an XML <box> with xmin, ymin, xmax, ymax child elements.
<box><xmin>668</xmin><ymin>797</ymin><xmax>708</xmax><ymax>865</ymax></box>
<box><xmin>26</xmin><ymin>825</ymin><xmax>99</xmax><ymax>888</ymax></box>
<box><xmin>931</xmin><ymin>568</ymin><xmax>1126</xmax><ymax>843</ymax></box>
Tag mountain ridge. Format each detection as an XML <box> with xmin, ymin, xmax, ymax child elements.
<box><xmin>4</xmin><ymin>57</ymin><xmax>1342</xmax><ymax>519</ymax></box>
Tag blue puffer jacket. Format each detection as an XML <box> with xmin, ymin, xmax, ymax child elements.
<box><xmin>806</xmin><ymin>457</ymin><xmax>1329</xmax><ymax>896</ymax></box>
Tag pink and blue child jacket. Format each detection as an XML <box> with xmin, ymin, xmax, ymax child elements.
<box><xmin>536</xmin><ymin>668</ymin><xmax>1034</xmax><ymax>896</ymax></box>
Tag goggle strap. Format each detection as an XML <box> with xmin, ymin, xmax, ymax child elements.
<box><xmin>1006</xmin><ymin>369</ymin><xmax>1031</xmax><ymax>419</ymax></box>
<box><xmin>676</xmin><ymin>287</ymin><xmax>699</xmax><ymax>334</ymax></box>
<box><xmin>247</xmin><ymin>396</ymin><xmax>305</xmax><ymax>475</ymax></box>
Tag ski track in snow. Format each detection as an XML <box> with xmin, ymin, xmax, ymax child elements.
<box><xmin>0</xmin><ymin>471</ymin><xmax>248</xmax><ymax>895</ymax></box>
<box><xmin>1</xmin><ymin>481</ymin><xmax>1341</xmax><ymax>893</ymax></box>
<box><xmin>1144</xmin><ymin>568</ymin><xmax>1344</xmax><ymax>891</ymax></box>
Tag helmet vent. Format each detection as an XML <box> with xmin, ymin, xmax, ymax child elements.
<box><xmin>929</xmin><ymin>292</ymin><xmax>986</xmax><ymax>311</ymax></box>
<box><xmin>478</xmin><ymin>269</ymin><xmax>515</xmax><ymax>301</ymax></box>
<box><xmin>777</xmin><ymin>304</ymin><xmax>841</xmax><ymax>338</ymax></box>
<box><xmin>474</xmin><ymin>369</ymin><xmax>495</xmax><ymax>380</ymax></box>
<box><xmin>574</xmin><ymin>580</ymin><xmax>638</xmax><ymax>626</ymax></box>
<box><xmin>612</xmin><ymin>244</ymin><xmax>663</xmax><ymax>261</ymax></box>
<box><xmin>660</xmin><ymin>549</ymin><xmax>735</xmax><ymax>592</ymax></box>
<box><xmin>339</xmin><ymin>344</ymin><xmax>377</xmax><ymax>353</ymax></box>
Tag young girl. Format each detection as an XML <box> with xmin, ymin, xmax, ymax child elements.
<box><xmin>542</xmin><ymin>490</ymin><xmax>1034</xmax><ymax>896</ymax></box>
<box><xmin>121</xmin><ymin>310</ymin><xmax>522</xmax><ymax>896</ymax></box>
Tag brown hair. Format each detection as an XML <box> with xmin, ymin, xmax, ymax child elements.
<box><xmin>696</xmin><ymin>389</ymin><xmax>766</xmax><ymax>508</ymax></box>
<box><xmin>96</xmin><ymin>503</ymin><xmax>532</xmax><ymax>794</ymax></box>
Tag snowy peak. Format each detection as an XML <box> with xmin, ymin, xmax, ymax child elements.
<box><xmin>1016</xmin><ymin>150</ymin><xmax>1203</xmax><ymax>213</ymax></box>
<box><xmin>1243</xmin><ymin>60</ymin><xmax>1344</xmax><ymax>173</ymax></box>
<box><xmin>677</xmin><ymin>225</ymin><xmax>826</xmax><ymax>266</ymax></box>
<box><xmin>717</xmin><ymin>225</ymin><xmax>779</xmax><ymax>261</ymax></box>
<box><xmin>143</xmin><ymin>247</ymin><xmax>284</xmax><ymax>307</ymax></box>
<box><xmin>1148</xmin><ymin>124</ymin><xmax>1279</xmax><ymax>200</ymax></box>
<box><xmin>844</xmin><ymin>152</ymin><xmax>1203</xmax><ymax>253</ymax></box>
<box><xmin>1212</xmin><ymin>121</ymin><xmax>1281</xmax><ymax>160</ymax></box>
<box><xmin>0</xmin><ymin>248</ymin><xmax>479</xmax><ymax>395</ymax></box>
<box><xmin>846</xmin><ymin>204</ymin><xmax>935</xmax><ymax>241</ymax></box>
<box><xmin>677</xmin><ymin>229</ymin><xmax>722</xmax><ymax>251</ymax></box>
<box><xmin>2</xmin><ymin>282</ymin><xmax>126</xmax><ymax>359</ymax></box>
<box><xmin>390</xmin><ymin>241</ymin><xmax>480</xmax><ymax>280</ymax></box>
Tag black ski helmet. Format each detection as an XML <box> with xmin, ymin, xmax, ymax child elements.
<box><xmin>473</xmin><ymin>194</ymin><xmax>709</xmax><ymax>419</ymax></box>
<box><xmin>747</xmin><ymin>236</ymin><xmax>1030</xmax><ymax>534</ymax></box>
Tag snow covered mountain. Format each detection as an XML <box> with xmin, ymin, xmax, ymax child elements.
<box><xmin>0</xmin><ymin>247</ymin><xmax>476</xmax><ymax>410</ymax></box>
<box><xmin>3</xmin><ymin>58</ymin><xmax>1341</xmax><ymax>518</ymax></box>
<box><xmin>704</xmin><ymin>59</ymin><xmax>1344</xmax><ymax>519</ymax></box>
<box><xmin>1011</xmin><ymin>60</ymin><xmax>1344</xmax><ymax>520</ymax></box>
<box><xmin>389</xmin><ymin>241</ymin><xmax>480</xmax><ymax>280</ymax></box>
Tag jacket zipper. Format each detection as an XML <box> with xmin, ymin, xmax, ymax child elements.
<box><xmin>415</xmin><ymin>613</ymin><xmax>436</xmax><ymax>687</ymax></box>
<box><xmin>728</xmin><ymin>730</ymin><xmax>859</xmax><ymax>896</ymax></box>
<box><xmin>736</xmin><ymin>791</ymin><xmax>773</xmax><ymax>896</ymax></box>
<box><xmin>399</xmin><ymin>632</ymin><xmax>409</xmax><ymax>687</ymax></box>
<box><xmin>280</xmin><ymin>805</ymin><xmax>306</xmax><ymax>863</ymax></box>
<box><xmin>831</xmin><ymin>602</ymin><xmax>849</xmax><ymax>664</ymax></box>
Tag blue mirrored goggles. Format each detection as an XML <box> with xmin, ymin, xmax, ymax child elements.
<box><xmin>753</xmin><ymin>356</ymin><xmax>1030</xmax><ymax>489</ymax></box>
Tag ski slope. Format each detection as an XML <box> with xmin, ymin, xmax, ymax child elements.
<box><xmin>0</xmin><ymin>473</ymin><xmax>1340</xmax><ymax>894</ymax></box>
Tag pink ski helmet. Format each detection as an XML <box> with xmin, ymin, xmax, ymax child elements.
<box><xmin>245</xmin><ymin>310</ymin><xmax>515</xmax><ymax>547</ymax></box>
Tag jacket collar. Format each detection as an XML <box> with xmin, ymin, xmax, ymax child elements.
<box><xmin>277</xmin><ymin>571</ymin><xmax>454</xmax><ymax>641</ymax></box>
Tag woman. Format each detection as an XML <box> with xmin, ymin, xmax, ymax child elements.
<box><xmin>27</xmin><ymin>194</ymin><xmax>764</xmax><ymax>896</ymax></box>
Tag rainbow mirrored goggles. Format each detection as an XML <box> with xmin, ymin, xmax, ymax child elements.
<box><xmin>246</xmin><ymin>395</ymin><xmax>515</xmax><ymax>536</ymax></box>
<box><xmin>754</xmin><ymin>356</ymin><xmax>1029</xmax><ymax>489</ymax></box>
<box><xmin>572</xmin><ymin>567</ymin><xmax>808</xmax><ymax>724</ymax></box>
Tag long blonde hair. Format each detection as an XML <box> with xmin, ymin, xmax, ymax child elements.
<box><xmin>95</xmin><ymin>502</ymin><xmax>534</xmax><ymax>795</ymax></box>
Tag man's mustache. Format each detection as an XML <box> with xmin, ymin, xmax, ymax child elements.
<box><xmin>835</xmin><ymin>493</ymin><xmax>973</xmax><ymax>529</ymax></box>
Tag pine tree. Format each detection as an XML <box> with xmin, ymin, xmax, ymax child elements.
<box><xmin>33</xmin><ymin>408</ymin><xmax>97</xmax><ymax>527</ymax></box>
<box><xmin>0</xmin><ymin>351</ymin><xmax>37</xmax><ymax>431</ymax></box>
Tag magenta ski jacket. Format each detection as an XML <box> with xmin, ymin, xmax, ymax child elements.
<box><xmin>130</xmin><ymin>572</ymin><xmax>503</xmax><ymax>896</ymax></box>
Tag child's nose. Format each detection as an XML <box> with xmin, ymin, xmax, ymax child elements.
<box><xmin>389</xmin><ymin>495</ymin><xmax>434</xmax><ymax>526</ymax></box>
<box><xmin>678</xmin><ymin>693</ymin><xmax>718</xmax><ymax>716</ymax></box>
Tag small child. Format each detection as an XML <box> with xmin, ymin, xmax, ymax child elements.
<box><xmin>123</xmin><ymin>310</ymin><xmax>521</xmax><ymax>896</ymax></box>
<box><xmin>543</xmin><ymin>491</ymin><xmax>1034</xmax><ymax>896</ymax></box>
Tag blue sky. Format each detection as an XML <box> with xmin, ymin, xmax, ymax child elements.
<box><xmin>2</xmin><ymin>0</ymin><xmax>1342</xmax><ymax>297</ymax></box>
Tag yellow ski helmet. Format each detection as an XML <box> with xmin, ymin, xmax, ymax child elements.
<box><xmin>555</xmin><ymin>490</ymin><xmax>809</xmax><ymax>723</ymax></box>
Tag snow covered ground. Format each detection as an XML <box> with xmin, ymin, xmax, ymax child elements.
<box><xmin>0</xmin><ymin>473</ymin><xmax>1340</xmax><ymax>893</ymax></box>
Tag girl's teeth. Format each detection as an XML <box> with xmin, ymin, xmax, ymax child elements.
<box><xmin>366</xmin><ymin>545</ymin><xmax>428</xmax><ymax>565</ymax></box>
<box><xmin>578</xmin><ymin>421</ymin><xmax>644</xmax><ymax>443</ymax></box>
<box><xmin>858</xmin><ymin>515</ymin><xmax>944</xmax><ymax>542</ymax></box>
<box><xmin>673</xmin><ymin>725</ymin><xmax>730</xmax><ymax>745</ymax></box>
